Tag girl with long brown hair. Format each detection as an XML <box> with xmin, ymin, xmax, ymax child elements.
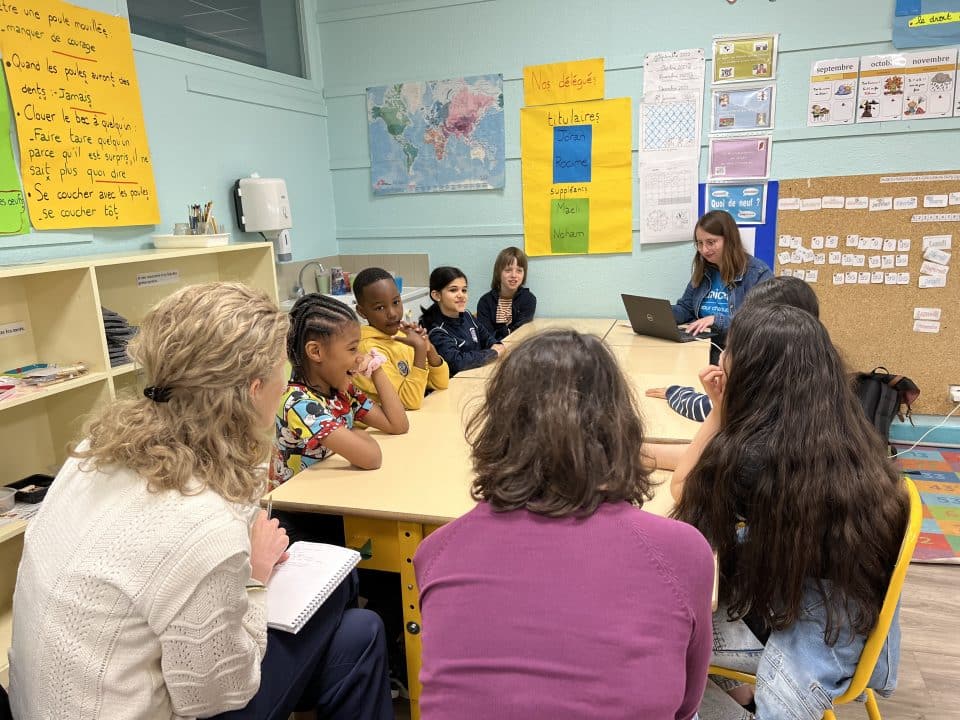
<box><xmin>671</xmin><ymin>303</ymin><xmax>909</xmax><ymax>719</ymax></box>
<box><xmin>672</xmin><ymin>210</ymin><xmax>772</xmax><ymax>362</ymax></box>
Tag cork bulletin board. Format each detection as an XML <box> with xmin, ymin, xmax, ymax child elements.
<box><xmin>776</xmin><ymin>171</ymin><xmax>959</xmax><ymax>415</ymax></box>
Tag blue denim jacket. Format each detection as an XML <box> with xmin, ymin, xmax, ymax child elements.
<box><xmin>712</xmin><ymin>578</ymin><xmax>900</xmax><ymax>720</ymax></box>
<box><xmin>672</xmin><ymin>255</ymin><xmax>772</xmax><ymax>332</ymax></box>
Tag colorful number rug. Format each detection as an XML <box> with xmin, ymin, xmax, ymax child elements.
<box><xmin>895</xmin><ymin>446</ymin><xmax>960</xmax><ymax>564</ymax></box>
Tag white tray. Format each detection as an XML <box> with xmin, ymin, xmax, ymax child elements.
<box><xmin>152</xmin><ymin>233</ymin><xmax>230</xmax><ymax>248</ymax></box>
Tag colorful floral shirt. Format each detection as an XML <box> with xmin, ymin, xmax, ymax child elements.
<box><xmin>271</xmin><ymin>381</ymin><xmax>372</xmax><ymax>485</ymax></box>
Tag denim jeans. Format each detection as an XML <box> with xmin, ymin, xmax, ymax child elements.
<box><xmin>702</xmin><ymin>579</ymin><xmax>900</xmax><ymax>720</ymax></box>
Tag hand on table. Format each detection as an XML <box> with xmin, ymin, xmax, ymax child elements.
<box><xmin>685</xmin><ymin>315</ymin><xmax>715</xmax><ymax>335</ymax></box>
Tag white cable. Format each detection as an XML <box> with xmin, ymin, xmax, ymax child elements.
<box><xmin>689</xmin><ymin>334</ymin><xmax>725</xmax><ymax>355</ymax></box>
<box><xmin>890</xmin><ymin>401</ymin><xmax>960</xmax><ymax>458</ymax></box>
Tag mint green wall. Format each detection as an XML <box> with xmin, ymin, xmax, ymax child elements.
<box><xmin>0</xmin><ymin>0</ymin><xmax>337</xmax><ymax>265</ymax></box>
<box><xmin>5</xmin><ymin>0</ymin><xmax>958</xmax><ymax>318</ymax></box>
<box><xmin>319</xmin><ymin>0</ymin><xmax>960</xmax><ymax>317</ymax></box>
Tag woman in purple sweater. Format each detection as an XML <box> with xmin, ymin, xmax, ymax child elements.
<box><xmin>414</xmin><ymin>330</ymin><xmax>715</xmax><ymax>720</ymax></box>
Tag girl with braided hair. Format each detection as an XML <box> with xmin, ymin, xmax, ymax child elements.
<box><xmin>273</xmin><ymin>293</ymin><xmax>408</xmax><ymax>484</ymax></box>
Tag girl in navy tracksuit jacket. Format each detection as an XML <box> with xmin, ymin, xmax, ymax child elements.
<box><xmin>420</xmin><ymin>266</ymin><xmax>504</xmax><ymax>377</ymax></box>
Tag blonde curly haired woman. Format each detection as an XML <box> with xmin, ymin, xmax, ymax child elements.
<box><xmin>8</xmin><ymin>283</ymin><xmax>393</xmax><ymax>720</ymax></box>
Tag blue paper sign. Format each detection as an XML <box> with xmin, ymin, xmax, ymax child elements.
<box><xmin>893</xmin><ymin>0</ymin><xmax>960</xmax><ymax>48</ymax></box>
<box><xmin>699</xmin><ymin>180</ymin><xmax>778</xmax><ymax>269</ymax></box>
<box><xmin>553</xmin><ymin>125</ymin><xmax>592</xmax><ymax>183</ymax></box>
<box><xmin>705</xmin><ymin>182</ymin><xmax>767</xmax><ymax>224</ymax></box>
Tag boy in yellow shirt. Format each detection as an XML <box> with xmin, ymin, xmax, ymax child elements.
<box><xmin>352</xmin><ymin>267</ymin><xmax>449</xmax><ymax>409</ymax></box>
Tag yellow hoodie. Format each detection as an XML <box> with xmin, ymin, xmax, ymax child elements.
<box><xmin>355</xmin><ymin>324</ymin><xmax>450</xmax><ymax>410</ymax></box>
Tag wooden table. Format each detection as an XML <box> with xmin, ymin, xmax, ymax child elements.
<box><xmin>604</xmin><ymin>321</ymin><xmax>717</xmax><ymax>352</ymax></box>
<box><xmin>455</xmin><ymin>317</ymin><xmax>620</xmax><ymax>379</ymax></box>
<box><xmin>268</xmin><ymin>323</ymin><xmax>707</xmax><ymax>718</ymax></box>
<box><xmin>452</xmin><ymin>362</ymin><xmax>497</xmax><ymax>380</ymax></box>
<box><xmin>501</xmin><ymin>317</ymin><xmax>617</xmax><ymax>344</ymax></box>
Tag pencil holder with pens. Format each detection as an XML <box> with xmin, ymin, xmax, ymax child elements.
<box><xmin>152</xmin><ymin>200</ymin><xmax>229</xmax><ymax>248</ymax></box>
<box><xmin>188</xmin><ymin>202</ymin><xmax>219</xmax><ymax>235</ymax></box>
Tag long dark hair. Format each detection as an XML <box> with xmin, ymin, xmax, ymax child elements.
<box><xmin>420</xmin><ymin>266</ymin><xmax>467</xmax><ymax>330</ymax></box>
<box><xmin>467</xmin><ymin>330</ymin><xmax>654</xmax><ymax>517</ymax></box>
<box><xmin>691</xmin><ymin>210</ymin><xmax>748</xmax><ymax>287</ymax></box>
<box><xmin>673</xmin><ymin>304</ymin><xmax>907</xmax><ymax>643</ymax></box>
<box><xmin>740</xmin><ymin>276</ymin><xmax>819</xmax><ymax>318</ymax></box>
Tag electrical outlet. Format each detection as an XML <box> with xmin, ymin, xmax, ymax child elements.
<box><xmin>950</xmin><ymin>385</ymin><xmax>960</xmax><ymax>403</ymax></box>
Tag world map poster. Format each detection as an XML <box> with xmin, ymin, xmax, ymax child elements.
<box><xmin>367</xmin><ymin>74</ymin><xmax>505</xmax><ymax>195</ymax></box>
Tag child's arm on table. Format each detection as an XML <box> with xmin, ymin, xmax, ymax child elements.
<box><xmin>321</xmin><ymin>425</ymin><xmax>384</xmax><ymax>470</ymax></box>
<box><xmin>356</xmin><ymin>352</ymin><xmax>409</xmax><ymax>435</ymax></box>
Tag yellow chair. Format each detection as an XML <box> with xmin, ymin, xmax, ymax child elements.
<box><xmin>709</xmin><ymin>477</ymin><xmax>922</xmax><ymax>720</ymax></box>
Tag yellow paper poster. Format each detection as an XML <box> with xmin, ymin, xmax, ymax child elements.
<box><xmin>523</xmin><ymin>58</ymin><xmax>604</xmax><ymax>106</ymax></box>
<box><xmin>520</xmin><ymin>98</ymin><xmax>632</xmax><ymax>257</ymax></box>
<box><xmin>0</xmin><ymin>0</ymin><xmax>159</xmax><ymax>229</ymax></box>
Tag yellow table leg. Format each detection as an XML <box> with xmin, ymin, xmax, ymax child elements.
<box><xmin>398</xmin><ymin>521</ymin><xmax>424</xmax><ymax>720</ymax></box>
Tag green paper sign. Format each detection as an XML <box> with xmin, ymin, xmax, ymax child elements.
<box><xmin>550</xmin><ymin>198</ymin><xmax>590</xmax><ymax>254</ymax></box>
<box><xmin>0</xmin><ymin>68</ymin><xmax>29</xmax><ymax>236</ymax></box>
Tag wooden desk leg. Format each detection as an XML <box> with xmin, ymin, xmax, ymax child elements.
<box><xmin>397</xmin><ymin>521</ymin><xmax>424</xmax><ymax>720</ymax></box>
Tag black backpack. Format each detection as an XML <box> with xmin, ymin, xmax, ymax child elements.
<box><xmin>853</xmin><ymin>367</ymin><xmax>920</xmax><ymax>441</ymax></box>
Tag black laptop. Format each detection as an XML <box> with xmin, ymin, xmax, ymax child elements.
<box><xmin>621</xmin><ymin>294</ymin><xmax>715</xmax><ymax>343</ymax></box>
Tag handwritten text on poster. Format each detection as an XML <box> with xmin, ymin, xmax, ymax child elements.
<box><xmin>0</xmin><ymin>0</ymin><xmax>160</xmax><ymax>229</ymax></box>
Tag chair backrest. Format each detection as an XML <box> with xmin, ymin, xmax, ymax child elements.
<box><xmin>834</xmin><ymin>477</ymin><xmax>922</xmax><ymax>704</ymax></box>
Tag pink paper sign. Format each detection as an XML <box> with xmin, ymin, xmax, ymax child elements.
<box><xmin>708</xmin><ymin>136</ymin><xmax>771</xmax><ymax>179</ymax></box>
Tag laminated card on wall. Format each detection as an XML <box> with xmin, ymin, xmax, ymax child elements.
<box><xmin>808</xmin><ymin>58</ymin><xmax>860</xmax><ymax>126</ymax></box>
<box><xmin>710</xmin><ymin>85</ymin><xmax>775</xmax><ymax>133</ymax></box>
<box><xmin>0</xmin><ymin>70</ymin><xmax>27</xmax><ymax>236</ymax></box>
<box><xmin>712</xmin><ymin>34</ymin><xmax>779</xmax><ymax>84</ymax></box>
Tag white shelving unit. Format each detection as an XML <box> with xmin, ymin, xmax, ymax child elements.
<box><xmin>0</xmin><ymin>242</ymin><xmax>278</xmax><ymax>681</ymax></box>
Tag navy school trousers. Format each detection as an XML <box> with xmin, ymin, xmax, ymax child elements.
<box><xmin>210</xmin><ymin>570</ymin><xmax>394</xmax><ymax>720</ymax></box>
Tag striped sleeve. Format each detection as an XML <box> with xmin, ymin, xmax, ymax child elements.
<box><xmin>665</xmin><ymin>386</ymin><xmax>712</xmax><ymax>422</ymax></box>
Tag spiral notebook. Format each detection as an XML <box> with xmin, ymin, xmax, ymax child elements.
<box><xmin>266</xmin><ymin>542</ymin><xmax>361</xmax><ymax>634</ymax></box>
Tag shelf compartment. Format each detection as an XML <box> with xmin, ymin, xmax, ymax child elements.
<box><xmin>0</xmin><ymin>378</ymin><xmax>111</xmax><ymax>484</ymax></box>
<box><xmin>0</xmin><ymin>268</ymin><xmax>107</xmax><ymax>377</ymax></box>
